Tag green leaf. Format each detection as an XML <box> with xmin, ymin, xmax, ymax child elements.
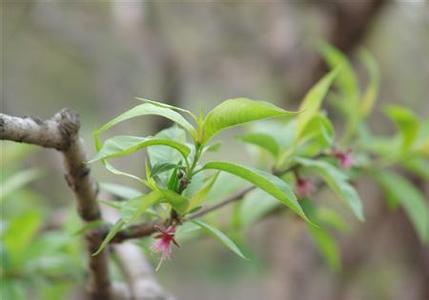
<box><xmin>202</xmin><ymin>161</ymin><xmax>309</xmax><ymax>221</ymax></box>
<box><xmin>103</xmin><ymin>161</ymin><xmax>146</xmax><ymax>184</ymax></box>
<box><xmin>99</xmin><ymin>182</ymin><xmax>141</xmax><ymax>200</ymax></box>
<box><xmin>402</xmin><ymin>158</ymin><xmax>429</xmax><ymax>180</ymax></box>
<box><xmin>240</xmin><ymin>189</ymin><xmax>279</xmax><ymax>227</ymax></box>
<box><xmin>359</xmin><ymin>49</ymin><xmax>380</xmax><ymax>118</ymax></box>
<box><xmin>295</xmin><ymin>68</ymin><xmax>339</xmax><ymax>139</ymax></box>
<box><xmin>296</xmin><ymin>158</ymin><xmax>364</xmax><ymax>221</ymax></box>
<box><xmin>385</xmin><ymin>105</ymin><xmax>420</xmax><ymax>152</ymax></box>
<box><xmin>94</xmin><ymin>191</ymin><xmax>162</xmax><ymax>255</ymax></box>
<box><xmin>202</xmin><ymin>98</ymin><xmax>296</xmax><ymax>144</ymax></box>
<box><xmin>94</xmin><ymin>102</ymin><xmax>196</xmax><ymax>150</ymax></box>
<box><xmin>92</xmin><ymin>220</ymin><xmax>125</xmax><ymax>256</ymax></box>
<box><xmin>297</xmin><ymin>114</ymin><xmax>334</xmax><ymax>155</ymax></box>
<box><xmin>3</xmin><ymin>212</ymin><xmax>41</xmax><ymax>264</ymax></box>
<box><xmin>240</xmin><ymin>132</ymin><xmax>280</xmax><ymax>157</ymax></box>
<box><xmin>136</xmin><ymin>97</ymin><xmax>197</xmax><ymax>120</ymax></box>
<box><xmin>73</xmin><ymin>220</ymin><xmax>105</xmax><ymax>236</ymax></box>
<box><xmin>89</xmin><ymin>135</ymin><xmax>190</xmax><ymax>163</ymax></box>
<box><xmin>0</xmin><ymin>169</ymin><xmax>41</xmax><ymax>202</ymax></box>
<box><xmin>159</xmin><ymin>189</ymin><xmax>189</xmax><ymax>215</ymax></box>
<box><xmin>148</xmin><ymin>127</ymin><xmax>187</xmax><ymax>184</ymax></box>
<box><xmin>308</xmin><ymin>225</ymin><xmax>340</xmax><ymax>271</ymax></box>
<box><xmin>191</xmin><ymin>220</ymin><xmax>247</xmax><ymax>259</ymax></box>
<box><xmin>204</xmin><ymin>142</ymin><xmax>222</xmax><ymax>153</ymax></box>
<box><xmin>374</xmin><ymin>171</ymin><xmax>429</xmax><ymax>243</ymax></box>
<box><xmin>320</xmin><ymin>42</ymin><xmax>359</xmax><ymax>100</ymax></box>
<box><xmin>120</xmin><ymin>191</ymin><xmax>162</xmax><ymax>223</ymax></box>
<box><xmin>188</xmin><ymin>172</ymin><xmax>220</xmax><ymax>211</ymax></box>
<box><xmin>150</xmin><ymin>162</ymin><xmax>178</xmax><ymax>178</ymax></box>
<box><xmin>300</xmin><ymin>200</ymin><xmax>341</xmax><ymax>270</ymax></box>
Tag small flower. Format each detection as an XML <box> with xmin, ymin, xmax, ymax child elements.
<box><xmin>151</xmin><ymin>225</ymin><xmax>179</xmax><ymax>270</ymax></box>
<box><xmin>295</xmin><ymin>177</ymin><xmax>315</xmax><ymax>198</ymax></box>
<box><xmin>332</xmin><ymin>148</ymin><xmax>355</xmax><ymax>169</ymax></box>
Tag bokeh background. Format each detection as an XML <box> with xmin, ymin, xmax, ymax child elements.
<box><xmin>2</xmin><ymin>1</ymin><xmax>429</xmax><ymax>300</ymax></box>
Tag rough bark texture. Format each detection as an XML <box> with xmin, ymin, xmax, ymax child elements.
<box><xmin>1</xmin><ymin>110</ymin><xmax>112</xmax><ymax>300</ymax></box>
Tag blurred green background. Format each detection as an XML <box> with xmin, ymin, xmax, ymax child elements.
<box><xmin>2</xmin><ymin>1</ymin><xmax>428</xmax><ymax>300</ymax></box>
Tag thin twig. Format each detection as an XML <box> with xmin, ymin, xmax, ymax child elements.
<box><xmin>188</xmin><ymin>186</ymin><xmax>255</xmax><ymax>220</ymax></box>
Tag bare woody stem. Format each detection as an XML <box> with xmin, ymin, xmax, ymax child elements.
<box><xmin>0</xmin><ymin>110</ymin><xmax>112</xmax><ymax>300</ymax></box>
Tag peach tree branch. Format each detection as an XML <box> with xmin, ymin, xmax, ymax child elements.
<box><xmin>1</xmin><ymin>110</ymin><xmax>112</xmax><ymax>299</ymax></box>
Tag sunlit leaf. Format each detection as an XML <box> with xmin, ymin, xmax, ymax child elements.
<box><xmin>202</xmin><ymin>98</ymin><xmax>296</xmax><ymax>143</ymax></box>
<box><xmin>385</xmin><ymin>105</ymin><xmax>420</xmax><ymax>152</ymax></box>
<box><xmin>359</xmin><ymin>49</ymin><xmax>380</xmax><ymax>118</ymax></box>
<box><xmin>202</xmin><ymin>161</ymin><xmax>309</xmax><ymax>221</ymax></box>
<box><xmin>136</xmin><ymin>97</ymin><xmax>197</xmax><ymax>121</ymax></box>
<box><xmin>89</xmin><ymin>135</ymin><xmax>190</xmax><ymax>163</ymax></box>
<box><xmin>192</xmin><ymin>220</ymin><xmax>247</xmax><ymax>259</ymax></box>
<box><xmin>94</xmin><ymin>102</ymin><xmax>196</xmax><ymax>150</ymax></box>
<box><xmin>295</xmin><ymin>68</ymin><xmax>338</xmax><ymax>139</ymax></box>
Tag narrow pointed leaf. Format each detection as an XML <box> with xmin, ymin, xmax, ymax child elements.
<box><xmin>296</xmin><ymin>68</ymin><xmax>339</xmax><ymax>139</ymax></box>
<box><xmin>202</xmin><ymin>161</ymin><xmax>309</xmax><ymax>221</ymax></box>
<box><xmin>136</xmin><ymin>97</ymin><xmax>197</xmax><ymax>120</ymax></box>
<box><xmin>192</xmin><ymin>220</ymin><xmax>247</xmax><ymax>259</ymax></box>
<box><xmin>240</xmin><ymin>132</ymin><xmax>280</xmax><ymax>157</ymax></box>
<box><xmin>188</xmin><ymin>172</ymin><xmax>220</xmax><ymax>210</ymax></box>
<box><xmin>90</xmin><ymin>135</ymin><xmax>190</xmax><ymax>163</ymax></box>
<box><xmin>94</xmin><ymin>102</ymin><xmax>196</xmax><ymax>150</ymax></box>
<box><xmin>160</xmin><ymin>189</ymin><xmax>189</xmax><ymax>214</ymax></box>
<box><xmin>92</xmin><ymin>220</ymin><xmax>125</xmax><ymax>256</ymax></box>
<box><xmin>374</xmin><ymin>171</ymin><xmax>429</xmax><ymax>243</ymax></box>
<box><xmin>359</xmin><ymin>50</ymin><xmax>380</xmax><ymax>118</ymax></box>
<box><xmin>385</xmin><ymin>105</ymin><xmax>420</xmax><ymax>152</ymax></box>
<box><xmin>202</xmin><ymin>98</ymin><xmax>296</xmax><ymax>143</ymax></box>
<box><xmin>320</xmin><ymin>42</ymin><xmax>358</xmax><ymax>100</ymax></box>
<box><xmin>297</xmin><ymin>158</ymin><xmax>364</xmax><ymax>221</ymax></box>
<box><xmin>100</xmin><ymin>182</ymin><xmax>141</xmax><ymax>200</ymax></box>
<box><xmin>308</xmin><ymin>225</ymin><xmax>340</xmax><ymax>271</ymax></box>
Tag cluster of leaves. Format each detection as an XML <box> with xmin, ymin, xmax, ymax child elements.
<box><xmin>0</xmin><ymin>143</ymin><xmax>84</xmax><ymax>300</ymax></box>
<box><xmin>91</xmin><ymin>44</ymin><xmax>429</xmax><ymax>271</ymax></box>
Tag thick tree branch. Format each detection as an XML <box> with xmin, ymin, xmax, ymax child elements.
<box><xmin>0</xmin><ymin>110</ymin><xmax>112</xmax><ymax>300</ymax></box>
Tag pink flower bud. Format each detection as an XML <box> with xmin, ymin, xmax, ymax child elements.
<box><xmin>332</xmin><ymin>148</ymin><xmax>355</xmax><ymax>169</ymax></box>
<box><xmin>295</xmin><ymin>177</ymin><xmax>315</xmax><ymax>198</ymax></box>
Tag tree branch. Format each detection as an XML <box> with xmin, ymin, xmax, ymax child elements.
<box><xmin>104</xmin><ymin>158</ymin><xmax>316</xmax><ymax>243</ymax></box>
<box><xmin>102</xmin><ymin>204</ymin><xmax>176</xmax><ymax>300</ymax></box>
<box><xmin>0</xmin><ymin>110</ymin><xmax>112</xmax><ymax>300</ymax></box>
